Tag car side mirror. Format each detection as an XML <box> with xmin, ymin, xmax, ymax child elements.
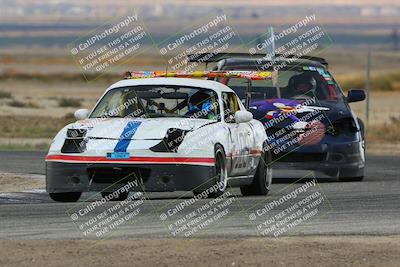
<box><xmin>74</xmin><ymin>109</ymin><xmax>89</xmax><ymax>120</ymax></box>
<box><xmin>347</xmin><ymin>89</ymin><xmax>366</xmax><ymax>103</ymax></box>
<box><xmin>235</xmin><ymin>110</ymin><xmax>253</xmax><ymax>123</ymax></box>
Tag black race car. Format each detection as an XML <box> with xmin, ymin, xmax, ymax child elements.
<box><xmin>189</xmin><ymin>53</ymin><xmax>366</xmax><ymax>181</ymax></box>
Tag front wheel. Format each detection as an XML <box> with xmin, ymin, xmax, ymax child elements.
<box><xmin>193</xmin><ymin>144</ymin><xmax>227</xmax><ymax>198</ymax></box>
<box><xmin>208</xmin><ymin>145</ymin><xmax>228</xmax><ymax>198</ymax></box>
<box><xmin>240</xmin><ymin>150</ymin><xmax>272</xmax><ymax>196</ymax></box>
<box><xmin>49</xmin><ymin>192</ymin><xmax>82</xmax><ymax>202</ymax></box>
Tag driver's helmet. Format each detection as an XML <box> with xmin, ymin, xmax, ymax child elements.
<box><xmin>188</xmin><ymin>91</ymin><xmax>215</xmax><ymax>118</ymax></box>
<box><xmin>289</xmin><ymin>73</ymin><xmax>317</xmax><ymax>95</ymax></box>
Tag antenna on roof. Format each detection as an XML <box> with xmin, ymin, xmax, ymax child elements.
<box><xmin>265</xmin><ymin>26</ymin><xmax>275</xmax><ymax>60</ymax></box>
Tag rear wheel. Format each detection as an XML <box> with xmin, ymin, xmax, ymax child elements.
<box><xmin>101</xmin><ymin>191</ymin><xmax>129</xmax><ymax>201</ymax></box>
<box><xmin>49</xmin><ymin>192</ymin><xmax>81</xmax><ymax>202</ymax></box>
<box><xmin>240</xmin><ymin>150</ymin><xmax>272</xmax><ymax>196</ymax></box>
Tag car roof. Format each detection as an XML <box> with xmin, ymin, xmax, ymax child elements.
<box><xmin>220</xmin><ymin>57</ymin><xmax>326</xmax><ymax>69</ymax></box>
<box><xmin>108</xmin><ymin>77</ymin><xmax>235</xmax><ymax>94</ymax></box>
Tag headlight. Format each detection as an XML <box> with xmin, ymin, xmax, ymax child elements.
<box><xmin>326</xmin><ymin>118</ymin><xmax>358</xmax><ymax>136</ymax></box>
<box><xmin>62</xmin><ymin>129</ymin><xmax>87</xmax><ymax>153</ymax></box>
<box><xmin>66</xmin><ymin>128</ymin><xmax>87</xmax><ymax>138</ymax></box>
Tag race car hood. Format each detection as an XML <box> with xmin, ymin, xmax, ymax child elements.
<box><xmin>250</xmin><ymin>98</ymin><xmax>352</xmax><ymax>127</ymax></box>
<box><xmin>319</xmin><ymin>100</ymin><xmax>352</xmax><ymax>122</ymax></box>
<box><xmin>68</xmin><ymin>117</ymin><xmax>213</xmax><ymax>140</ymax></box>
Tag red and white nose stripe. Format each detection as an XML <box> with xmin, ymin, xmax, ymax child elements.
<box><xmin>45</xmin><ymin>155</ymin><xmax>215</xmax><ymax>166</ymax></box>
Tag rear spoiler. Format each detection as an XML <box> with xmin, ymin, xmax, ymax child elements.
<box><xmin>187</xmin><ymin>53</ymin><xmax>328</xmax><ymax>67</ymax></box>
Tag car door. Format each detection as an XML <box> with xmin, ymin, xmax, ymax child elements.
<box><xmin>222</xmin><ymin>92</ymin><xmax>254</xmax><ymax>176</ymax></box>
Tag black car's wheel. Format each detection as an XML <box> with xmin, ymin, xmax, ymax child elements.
<box><xmin>49</xmin><ymin>192</ymin><xmax>82</xmax><ymax>202</ymax></box>
<box><xmin>101</xmin><ymin>191</ymin><xmax>129</xmax><ymax>201</ymax></box>
<box><xmin>241</xmin><ymin>150</ymin><xmax>272</xmax><ymax>196</ymax></box>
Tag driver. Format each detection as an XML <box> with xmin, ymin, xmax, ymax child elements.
<box><xmin>186</xmin><ymin>91</ymin><xmax>217</xmax><ymax>119</ymax></box>
<box><xmin>283</xmin><ymin>74</ymin><xmax>316</xmax><ymax>99</ymax></box>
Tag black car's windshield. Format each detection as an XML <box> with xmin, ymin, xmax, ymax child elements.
<box><xmin>224</xmin><ymin>67</ymin><xmax>344</xmax><ymax>103</ymax></box>
<box><xmin>90</xmin><ymin>85</ymin><xmax>220</xmax><ymax>120</ymax></box>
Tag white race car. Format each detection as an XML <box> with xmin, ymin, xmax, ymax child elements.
<box><xmin>46</xmin><ymin>72</ymin><xmax>271</xmax><ymax>202</ymax></box>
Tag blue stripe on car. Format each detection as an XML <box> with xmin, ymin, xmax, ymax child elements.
<box><xmin>114</xmin><ymin>121</ymin><xmax>142</xmax><ymax>152</ymax></box>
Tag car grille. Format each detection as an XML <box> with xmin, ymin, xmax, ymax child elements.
<box><xmin>87</xmin><ymin>167</ymin><xmax>151</xmax><ymax>184</ymax></box>
<box><xmin>276</xmin><ymin>152</ymin><xmax>327</xmax><ymax>162</ymax></box>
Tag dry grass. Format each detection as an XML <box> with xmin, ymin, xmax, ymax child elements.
<box><xmin>57</xmin><ymin>98</ymin><xmax>82</xmax><ymax>108</ymax></box>
<box><xmin>0</xmin><ymin>69</ymin><xmax>120</xmax><ymax>84</ymax></box>
<box><xmin>8</xmin><ymin>99</ymin><xmax>40</xmax><ymax>108</ymax></box>
<box><xmin>0</xmin><ymin>91</ymin><xmax>12</xmax><ymax>99</ymax></box>
<box><xmin>338</xmin><ymin>72</ymin><xmax>400</xmax><ymax>92</ymax></box>
<box><xmin>0</xmin><ymin>142</ymin><xmax>49</xmax><ymax>151</ymax></box>
<box><xmin>0</xmin><ymin>115</ymin><xmax>74</xmax><ymax>138</ymax></box>
<box><xmin>367</xmin><ymin>116</ymin><xmax>400</xmax><ymax>143</ymax></box>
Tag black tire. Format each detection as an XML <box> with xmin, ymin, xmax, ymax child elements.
<box><xmin>49</xmin><ymin>192</ymin><xmax>81</xmax><ymax>202</ymax></box>
<box><xmin>240</xmin><ymin>150</ymin><xmax>272</xmax><ymax>196</ymax></box>
<box><xmin>208</xmin><ymin>144</ymin><xmax>228</xmax><ymax>198</ymax></box>
<box><xmin>193</xmin><ymin>144</ymin><xmax>227</xmax><ymax>198</ymax></box>
<box><xmin>101</xmin><ymin>191</ymin><xmax>129</xmax><ymax>201</ymax></box>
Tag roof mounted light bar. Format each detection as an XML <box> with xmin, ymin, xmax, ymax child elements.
<box><xmin>124</xmin><ymin>70</ymin><xmax>273</xmax><ymax>80</ymax></box>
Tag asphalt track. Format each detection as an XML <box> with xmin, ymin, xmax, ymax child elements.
<box><xmin>0</xmin><ymin>151</ymin><xmax>399</xmax><ymax>240</ymax></box>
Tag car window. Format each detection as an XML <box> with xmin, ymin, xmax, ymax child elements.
<box><xmin>90</xmin><ymin>85</ymin><xmax>220</xmax><ymax>120</ymax></box>
<box><xmin>224</xmin><ymin>68</ymin><xmax>344</xmax><ymax>103</ymax></box>
<box><xmin>222</xmin><ymin>92</ymin><xmax>240</xmax><ymax>123</ymax></box>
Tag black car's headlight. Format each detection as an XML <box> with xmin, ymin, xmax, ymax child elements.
<box><xmin>326</xmin><ymin>118</ymin><xmax>358</xmax><ymax>136</ymax></box>
<box><xmin>62</xmin><ymin>129</ymin><xmax>87</xmax><ymax>153</ymax></box>
<box><xmin>150</xmin><ymin>128</ymin><xmax>189</xmax><ymax>152</ymax></box>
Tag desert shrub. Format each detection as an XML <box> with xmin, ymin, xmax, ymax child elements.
<box><xmin>0</xmin><ymin>115</ymin><xmax>75</xmax><ymax>138</ymax></box>
<box><xmin>0</xmin><ymin>91</ymin><xmax>12</xmax><ymax>99</ymax></box>
<box><xmin>339</xmin><ymin>72</ymin><xmax>400</xmax><ymax>92</ymax></box>
<box><xmin>8</xmin><ymin>100</ymin><xmax>40</xmax><ymax>108</ymax></box>
<box><xmin>58</xmin><ymin>98</ymin><xmax>82</xmax><ymax>108</ymax></box>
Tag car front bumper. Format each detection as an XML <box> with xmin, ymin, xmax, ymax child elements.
<box><xmin>271</xmin><ymin>141</ymin><xmax>365</xmax><ymax>178</ymax></box>
<box><xmin>46</xmin><ymin>161</ymin><xmax>215</xmax><ymax>193</ymax></box>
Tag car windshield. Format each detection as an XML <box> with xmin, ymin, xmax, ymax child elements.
<box><xmin>224</xmin><ymin>67</ymin><xmax>344</xmax><ymax>103</ymax></box>
<box><xmin>90</xmin><ymin>85</ymin><xmax>220</xmax><ymax>120</ymax></box>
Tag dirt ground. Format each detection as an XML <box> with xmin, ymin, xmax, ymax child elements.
<box><xmin>0</xmin><ymin>236</ymin><xmax>399</xmax><ymax>267</ymax></box>
<box><xmin>0</xmin><ymin>173</ymin><xmax>44</xmax><ymax>192</ymax></box>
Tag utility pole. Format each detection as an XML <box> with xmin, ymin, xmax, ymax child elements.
<box><xmin>391</xmin><ymin>29</ymin><xmax>399</xmax><ymax>51</ymax></box>
<box><xmin>365</xmin><ymin>49</ymin><xmax>371</xmax><ymax>129</ymax></box>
